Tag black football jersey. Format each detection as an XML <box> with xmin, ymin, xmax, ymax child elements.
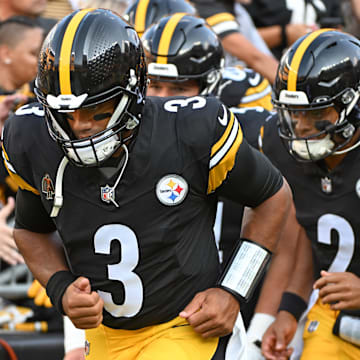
<box><xmin>257</xmin><ymin>114</ymin><xmax>360</xmax><ymax>278</ymax></box>
<box><xmin>218</xmin><ymin>66</ymin><xmax>273</xmax><ymax>111</ymax></box>
<box><xmin>192</xmin><ymin>0</ymin><xmax>239</xmax><ymax>38</ymax></box>
<box><xmin>2</xmin><ymin>96</ymin><xmax>282</xmax><ymax>330</ymax></box>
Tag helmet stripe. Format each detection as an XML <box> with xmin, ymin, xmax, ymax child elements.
<box><xmin>156</xmin><ymin>13</ymin><xmax>187</xmax><ymax>64</ymax></box>
<box><xmin>134</xmin><ymin>0</ymin><xmax>151</xmax><ymax>37</ymax></box>
<box><xmin>288</xmin><ymin>29</ymin><xmax>334</xmax><ymax>91</ymax></box>
<box><xmin>59</xmin><ymin>8</ymin><xmax>94</xmax><ymax>95</ymax></box>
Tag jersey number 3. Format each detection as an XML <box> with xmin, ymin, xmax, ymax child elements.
<box><xmin>94</xmin><ymin>224</ymin><xmax>143</xmax><ymax>318</ymax></box>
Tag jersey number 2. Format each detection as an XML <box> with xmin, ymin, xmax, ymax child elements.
<box><xmin>94</xmin><ymin>224</ymin><xmax>143</xmax><ymax>317</ymax></box>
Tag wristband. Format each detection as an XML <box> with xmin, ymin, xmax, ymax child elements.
<box><xmin>278</xmin><ymin>292</ymin><xmax>307</xmax><ymax>321</ymax></box>
<box><xmin>217</xmin><ymin>238</ymin><xmax>272</xmax><ymax>302</ymax></box>
<box><xmin>281</xmin><ymin>24</ymin><xmax>288</xmax><ymax>48</ymax></box>
<box><xmin>46</xmin><ymin>271</ymin><xmax>77</xmax><ymax>315</ymax></box>
<box><xmin>333</xmin><ymin>311</ymin><xmax>360</xmax><ymax>346</ymax></box>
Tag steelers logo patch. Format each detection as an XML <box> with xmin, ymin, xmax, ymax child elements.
<box><xmin>156</xmin><ymin>174</ymin><xmax>188</xmax><ymax>206</ymax></box>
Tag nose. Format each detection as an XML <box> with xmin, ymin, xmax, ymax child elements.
<box><xmin>70</xmin><ymin>111</ymin><xmax>93</xmax><ymax>138</ymax></box>
<box><xmin>292</xmin><ymin>112</ymin><xmax>315</xmax><ymax>138</ymax></box>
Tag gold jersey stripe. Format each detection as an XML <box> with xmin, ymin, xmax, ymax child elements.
<box><xmin>2</xmin><ymin>145</ymin><xmax>39</xmax><ymax>195</ymax></box>
<box><xmin>59</xmin><ymin>8</ymin><xmax>94</xmax><ymax>95</ymax></box>
<box><xmin>288</xmin><ymin>29</ymin><xmax>333</xmax><ymax>91</ymax></box>
<box><xmin>156</xmin><ymin>13</ymin><xmax>187</xmax><ymax>64</ymax></box>
<box><xmin>206</xmin><ymin>12</ymin><xmax>235</xmax><ymax>26</ymax></box>
<box><xmin>208</xmin><ymin>121</ymin><xmax>243</xmax><ymax>193</ymax></box>
<box><xmin>134</xmin><ymin>0</ymin><xmax>151</xmax><ymax>37</ymax></box>
<box><xmin>211</xmin><ymin>111</ymin><xmax>235</xmax><ymax>157</ymax></box>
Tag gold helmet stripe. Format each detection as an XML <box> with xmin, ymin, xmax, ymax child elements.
<box><xmin>134</xmin><ymin>0</ymin><xmax>151</xmax><ymax>37</ymax></box>
<box><xmin>288</xmin><ymin>29</ymin><xmax>334</xmax><ymax>91</ymax></box>
<box><xmin>156</xmin><ymin>13</ymin><xmax>187</xmax><ymax>64</ymax></box>
<box><xmin>59</xmin><ymin>9</ymin><xmax>94</xmax><ymax>95</ymax></box>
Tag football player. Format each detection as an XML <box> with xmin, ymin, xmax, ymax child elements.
<box><xmin>141</xmin><ymin>13</ymin><xmax>300</xmax><ymax>359</ymax></box>
<box><xmin>2</xmin><ymin>9</ymin><xmax>293</xmax><ymax>360</ymax></box>
<box><xmin>249</xmin><ymin>29</ymin><xmax>360</xmax><ymax>359</ymax></box>
<box><xmin>124</xmin><ymin>0</ymin><xmax>197</xmax><ymax>38</ymax></box>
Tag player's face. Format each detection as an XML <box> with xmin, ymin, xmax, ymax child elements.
<box><xmin>10</xmin><ymin>0</ymin><xmax>47</xmax><ymax>16</ymax></box>
<box><xmin>65</xmin><ymin>99</ymin><xmax>117</xmax><ymax>140</ymax></box>
<box><xmin>9</xmin><ymin>27</ymin><xmax>43</xmax><ymax>87</ymax></box>
<box><xmin>288</xmin><ymin>105</ymin><xmax>339</xmax><ymax>139</ymax></box>
<box><xmin>147</xmin><ymin>79</ymin><xmax>200</xmax><ymax>97</ymax></box>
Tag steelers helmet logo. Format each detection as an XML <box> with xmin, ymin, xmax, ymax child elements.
<box><xmin>156</xmin><ymin>174</ymin><xmax>188</xmax><ymax>206</ymax></box>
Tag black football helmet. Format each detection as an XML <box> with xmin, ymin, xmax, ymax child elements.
<box><xmin>274</xmin><ymin>29</ymin><xmax>360</xmax><ymax>162</ymax></box>
<box><xmin>141</xmin><ymin>14</ymin><xmax>224</xmax><ymax>95</ymax></box>
<box><xmin>35</xmin><ymin>8</ymin><xmax>147</xmax><ymax>167</ymax></box>
<box><xmin>124</xmin><ymin>0</ymin><xmax>196</xmax><ymax>37</ymax></box>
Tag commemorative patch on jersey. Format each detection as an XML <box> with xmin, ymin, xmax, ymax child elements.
<box><xmin>41</xmin><ymin>174</ymin><xmax>55</xmax><ymax>200</ymax></box>
<box><xmin>156</xmin><ymin>174</ymin><xmax>188</xmax><ymax>206</ymax></box>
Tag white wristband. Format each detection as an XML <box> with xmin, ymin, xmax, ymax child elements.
<box><xmin>64</xmin><ymin>316</ymin><xmax>86</xmax><ymax>353</ymax></box>
<box><xmin>218</xmin><ymin>239</ymin><xmax>271</xmax><ymax>301</ymax></box>
<box><xmin>247</xmin><ymin>313</ymin><xmax>276</xmax><ymax>343</ymax></box>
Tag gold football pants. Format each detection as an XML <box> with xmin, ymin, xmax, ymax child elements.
<box><xmin>301</xmin><ymin>300</ymin><xmax>360</xmax><ymax>360</ymax></box>
<box><xmin>85</xmin><ymin>316</ymin><xmax>219</xmax><ymax>360</ymax></box>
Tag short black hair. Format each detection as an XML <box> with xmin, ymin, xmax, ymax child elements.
<box><xmin>0</xmin><ymin>16</ymin><xmax>43</xmax><ymax>47</ymax></box>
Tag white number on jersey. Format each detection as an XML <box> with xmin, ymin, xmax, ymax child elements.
<box><xmin>94</xmin><ymin>224</ymin><xmax>143</xmax><ymax>318</ymax></box>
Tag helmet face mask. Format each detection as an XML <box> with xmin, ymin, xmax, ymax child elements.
<box><xmin>142</xmin><ymin>14</ymin><xmax>224</xmax><ymax>96</ymax></box>
<box><xmin>274</xmin><ymin>29</ymin><xmax>360</xmax><ymax>162</ymax></box>
<box><xmin>35</xmin><ymin>9</ymin><xmax>147</xmax><ymax>167</ymax></box>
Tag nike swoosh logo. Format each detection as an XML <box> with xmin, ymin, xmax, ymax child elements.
<box><xmin>248</xmin><ymin>73</ymin><xmax>261</xmax><ymax>87</ymax></box>
<box><xmin>218</xmin><ymin>104</ymin><xmax>228</xmax><ymax>126</ymax></box>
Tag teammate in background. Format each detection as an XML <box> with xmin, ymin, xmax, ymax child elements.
<box><xmin>242</xmin><ymin>29</ymin><xmax>360</xmax><ymax>359</ymax></box>
<box><xmin>190</xmin><ymin>0</ymin><xmax>278</xmax><ymax>84</ymax></box>
<box><xmin>124</xmin><ymin>0</ymin><xmax>197</xmax><ymax>38</ymax></box>
<box><xmin>0</xmin><ymin>0</ymin><xmax>57</xmax><ymax>36</ymax></box>
<box><xmin>3</xmin><ymin>8</ymin><xmax>293</xmax><ymax>360</ymax></box>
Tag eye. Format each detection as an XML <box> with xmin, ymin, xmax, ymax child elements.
<box><xmin>93</xmin><ymin>112</ymin><xmax>112</xmax><ymax>121</ymax></box>
<box><xmin>65</xmin><ymin>113</ymin><xmax>74</xmax><ymax>121</ymax></box>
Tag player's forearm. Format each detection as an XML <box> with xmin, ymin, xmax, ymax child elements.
<box><xmin>257</xmin><ymin>26</ymin><xmax>283</xmax><ymax>48</ymax></box>
<box><xmin>241</xmin><ymin>179</ymin><xmax>292</xmax><ymax>253</ymax></box>
<box><xmin>221</xmin><ymin>32</ymin><xmax>278</xmax><ymax>84</ymax></box>
<box><xmin>14</xmin><ymin>228</ymin><xmax>69</xmax><ymax>287</ymax></box>
<box><xmin>255</xmin><ymin>204</ymin><xmax>301</xmax><ymax>315</ymax></box>
<box><xmin>285</xmin><ymin>227</ymin><xmax>313</xmax><ymax>301</ymax></box>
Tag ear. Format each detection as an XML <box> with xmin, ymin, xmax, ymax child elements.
<box><xmin>0</xmin><ymin>45</ymin><xmax>12</xmax><ymax>65</ymax></box>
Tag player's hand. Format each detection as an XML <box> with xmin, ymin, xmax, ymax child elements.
<box><xmin>261</xmin><ymin>311</ymin><xmax>296</xmax><ymax>360</ymax></box>
<box><xmin>285</xmin><ymin>24</ymin><xmax>317</xmax><ymax>45</ymax></box>
<box><xmin>28</xmin><ymin>279</ymin><xmax>52</xmax><ymax>307</ymax></box>
<box><xmin>0</xmin><ymin>94</ymin><xmax>27</xmax><ymax>125</ymax></box>
<box><xmin>0</xmin><ymin>197</ymin><xmax>24</xmax><ymax>265</ymax></box>
<box><xmin>314</xmin><ymin>270</ymin><xmax>360</xmax><ymax>310</ymax></box>
<box><xmin>63</xmin><ymin>347</ymin><xmax>85</xmax><ymax>360</ymax></box>
<box><xmin>179</xmin><ymin>287</ymin><xmax>239</xmax><ymax>338</ymax></box>
<box><xmin>62</xmin><ymin>277</ymin><xmax>104</xmax><ymax>329</ymax></box>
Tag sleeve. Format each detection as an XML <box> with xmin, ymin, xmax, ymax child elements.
<box><xmin>207</xmin><ymin>103</ymin><xmax>283</xmax><ymax>207</ymax></box>
<box><xmin>194</xmin><ymin>1</ymin><xmax>240</xmax><ymax>38</ymax></box>
<box><xmin>219</xmin><ymin>67</ymin><xmax>273</xmax><ymax>110</ymax></box>
<box><xmin>15</xmin><ymin>188</ymin><xmax>56</xmax><ymax>233</ymax></box>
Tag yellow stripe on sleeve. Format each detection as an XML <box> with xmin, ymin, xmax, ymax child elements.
<box><xmin>208</xmin><ymin>116</ymin><xmax>243</xmax><ymax>193</ymax></box>
<box><xmin>2</xmin><ymin>145</ymin><xmax>39</xmax><ymax>195</ymax></box>
<box><xmin>206</xmin><ymin>12</ymin><xmax>235</xmax><ymax>26</ymax></box>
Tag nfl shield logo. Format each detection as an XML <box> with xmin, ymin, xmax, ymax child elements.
<box><xmin>101</xmin><ymin>185</ymin><xmax>114</xmax><ymax>204</ymax></box>
<box><xmin>321</xmin><ymin>177</ymin><xmax>332</xmax><ymax>194</ymax></box>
